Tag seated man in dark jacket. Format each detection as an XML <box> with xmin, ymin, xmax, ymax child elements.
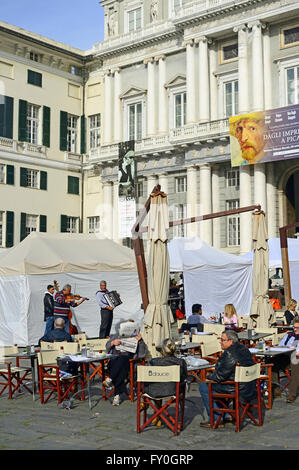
<box><xmin>199</xmin><ymin>329</ymin><xmax>256</xmax><ymax>428</ymax></box>
<box><xmin>38</xmin><ymin>317</ymin><xmax>73</xmax><ymax>345</ymax></box>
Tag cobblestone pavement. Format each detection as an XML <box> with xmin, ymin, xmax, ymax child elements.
<box><xmin>0</xmin><ymin>379</ymin><xmax>298</xmax><ymax>450</ymax></box>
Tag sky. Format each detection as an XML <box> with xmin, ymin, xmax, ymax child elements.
<box><xmin>1</xmin><ymin>0</ymin><xmax>105</xmax><ymax>50</ymax></box>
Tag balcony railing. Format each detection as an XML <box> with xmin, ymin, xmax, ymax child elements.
<box><xmin>0</xmin><ymin>137</ymin><xmax>47</xmax><ymax>157</ymax></box>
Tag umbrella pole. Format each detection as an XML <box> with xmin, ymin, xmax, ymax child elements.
<box><xmin>133</xmin><ymin>237</ymin><xmax>149</xmax><ymax>312</ymax></box>
<box><xmin>280</xmin><ymin>227</ymin><xmax>292</xmax><ymax>306</ymax></box>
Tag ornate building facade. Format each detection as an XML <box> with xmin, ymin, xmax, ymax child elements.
<box><xmin>1</xmin><ymin>0</ymin><xmax>299</xmax><ymax>254</ymax></box>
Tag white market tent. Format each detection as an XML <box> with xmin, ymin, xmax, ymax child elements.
<box><xmin>0</xmin><ymin>232</ymin><xmax>142</xmax><ymax>346</ymax></box>
<box><xmin>242</xmin><ymin>237</ymin><xmax>299</xmax><ymax>301</ymax></box>
<box><xmin>168</xmin><ymin>237</ymin><xmax>253</xmax><ymax>318</ymax></box>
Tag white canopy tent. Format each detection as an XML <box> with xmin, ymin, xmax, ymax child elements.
<box><xmin>0</xmin><ymin>233</ymin><xmax>142</xmax><ymax>346</ymax></box>
<box><xmin>168</xmin><ymin>237</ymin><xmax>253</xmax><ymax>319</ymax></box>
<box><xmin>242</xmin><ymin>237</ymin><xmax>299</xmax><ymax>301</ymax></box>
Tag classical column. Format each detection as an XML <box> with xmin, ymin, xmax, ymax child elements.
<box><xmin>199</xmin><ymin>164</ymin><xmax>212</xmax><ymax>244</ymax></box>
<box><xmin>103</xmin><ymin>71</ymin><xmax>113</xmax><ymax>145</ymax></box>
<box><xmin>266</xmin><ymin>162</ymin><xmax>277</xmax><ymax>238</ymax></box>
<box><xmin>102</xmin><ymin>180</ymin><xmax>113</xmax><ymax>239</ymax></box>
<box><xmin>254</xmin><ymin>163</ymin><xmax>267</xmax><ymax>213</ymax></box>
<box><xmin>196</xmin><ymin>37</ymin><xmax>210</xmax><ymax>122</ymax></box>
<box><xmin>212</xmin><ymin>165</ymin><xmax>221</xmax><ymax>248</ymax></box>
<box><xmin>234</xmin><ymin>25</ymin><xmax>249</xmax><ymax>114</ymax></box>
<box><xmin>159</xmin><ymin>172</ymin><xmax>168</xmax><ymax>195</ymax></box>
<box><xmin>147</xmin><ymin>174</ymin><xmax>158</xmax><ymax>197</ymax></box>
<box><xmin>113</xmin><ymin>68</ymin><xmax>122</xmax><ymax>143</ymax></box>
<box><xmin>249</xmin><ymin>20</ymin><xmax>265</xmax><ymax>112</ymax></box>
<box><xmin>144</xmin><ymin>58</ymin><xmax>156</xmax><ymax>136</ymax></box>
<box><xmin>156</xmin><ymin>55</ymin><xmax>168</xmax><ymax>134</ymax></box>
<box><xmin>113</xmin><ymin>180</ymin><xmax>121</xmax><ymax>244</ymax></box>
<box><xmin>187</xmin><ymin>166</ymin><xmax>198</xmax><ymax>237</ymax></box>
<box><xmin>239</xmin><ymin>166</ymin><xmax>252</xmax><ymax>254</ymax></box>
<box><xmin>209</xmin><ymin>42</ymin><xmax>218</xmax><ymax>122</ymax></box>
<box><xmin>263</xmin><ymin>24</ymin><xmax>272</xmax><ymax>110</ymax></box>
<box><xmin>184</xmin><ymin>39</ymin><xmax>197</xmax><ymax>124</ymax></box>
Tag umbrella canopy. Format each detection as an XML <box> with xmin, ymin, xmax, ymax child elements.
<box><xmin>249</xmin><ymin>212</ymin><xmax>275</xmax><ymax>328</ymax></box>
<box><xmin>142</xmin><ymin>192</ymin><xmax>173</xmax><ymax>358</ymax></box>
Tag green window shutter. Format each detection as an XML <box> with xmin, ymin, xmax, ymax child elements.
<box><xmin>60</xmin><ymin>111</ymin><xmax>68</xmax><ymax>151</ymax></box>
<box><xmin>80</xmin><ymin>115</ymin><xmax>86</xmax><ymax>154</ymax></box>
<box><xmin>20</xmin><ymin>212</ymin><xmax>27</xmax><ymax>241</ymax></box>
<box><xmin>0</xmin><ymin>96</ymin><xmax>14</xmax><ymax>139</ymax></box>
<box><xmin>28</xmin><ymin>70</ymin><xmax>42</xmax><ymax>87</ymax></box>
<box><xmin>42</xmin><ymin>106</ymin><xmax>51</xmax><ymax>147</ymax></box>
<box><xmin>40</xmin><ymin>171</ymin><xmax>47</xmax><ymax>190</ymax></box>
<box><xmin>6</xmin><ymin>165</ymin><xmax>14</xmax><ymax>185</ymax></box>
<box><xmin>5</xmin><ymin>211</ymin><xmax>14</xmax><ymax>247</ymax></box>
<box><xmin>39</xmin><ymin>215</ymin><xmax>47</xmax><ymax>232</ymax></box>
<box><xmin>68</xmin><ymin>176</ymin><xmax>79</xmax><ymax>195</ymax></box>
<box><xmin>20</xmin><ymin>167</ymin><xmax>28</xmax><ymax>187</ymax></box>
<box><xmin>18</xmin><ymin>99</ymin><xmax>28</xmax><ymax>142</ymax></box>
<box><xmin>60</xmin><ymin>214</ymin><xmax>68</xmax><ymax>233</ymax></box>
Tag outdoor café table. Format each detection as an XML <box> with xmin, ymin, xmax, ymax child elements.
<box><xmin>65</xmin><ymin>353</ymin><xmax>112</xmax><ymax>410</ymax></box>
<box><xmin>186</xmin><ymin>363</ymin><xmax>215</xmax><ymax>384</ymax></box>
<box><xmin>179</xmin><ymin>342</ymin><xmax>202</xmax><ymax>354</ymax></box>
<box><xmin>248</xmin><ymin>346</ymin><xmax>296</xmax><ymax>358</ymax></box>
<box><xmin>3</xmin><ymin>350</ymin><xmax>38</xmax><ymax>401</ymax></box>
<box><xmin>237</xmin><ymin>332</ymin><xmax>272</xmax><ymax>345</ymax></box>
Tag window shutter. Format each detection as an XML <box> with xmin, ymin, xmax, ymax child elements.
<box><xmin>20</xmin><ymin>167</ymin><xmax>28</xmax><ymax>187</ymax></box>
<box><xmin>60</xmin><ymin>111</ymin><xmax>68</xmax><ymax>151</ymax></box>
<box><xmin>40</xmin><ymin>171</ymin><xmax>47</xmax><ymax>190</ymax></box>
<box><xmin>18</xmin><ymin>99</ymin><xmax>28</xmax><ymax>142</ymax></box>
<box><xmin>0</xmin><ymin>96</ymin><xmax>14</xmax><ymax>139</ymax></box>
<box><xmin>60</xmin><ymin>214</ymin><xmax>68</xmax><ymax>233</ymax></box>
<box><xmin>6</xmin><ymin>165</ymin><xmax>14</xmax><ymax>185</ymax></box>
<box><xmin>68</xmin><ymin>176</ymin><xmax>79</xmax><ymax>195</ymax></box>
<box><xmin>28</xmin><ymin>70</ymin><xmax>42</xmax><ymax>87</ymax></box>
<box><xmin>42</xmin><ymin>106</ymin><xmax>51</xmax><ymax>147</ymax></box>
<box><xmin>39</xmin><ymin>215</ymin><xmax>47</xmax><ymax>232</ymax></box>
<box><xmin>80</xmin><ymin>115</ymin><xmax>86</xmax><ymax>154</ymax></box>
<box><xmin>20</xmin><ymin>212</ymin><xmax>27</xmax><ymax>241</ymax></box>
<box><xmin>5</xmin><ymin>211</ymin><xmax>14</xmax><ymax>247</ymax></box>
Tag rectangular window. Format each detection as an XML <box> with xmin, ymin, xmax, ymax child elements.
<box><xmin>67</xmin><ymin>115</ymin><xmax>78</xmax><ymax>153</ymax></box>
<box><xmin>128</xmin><ymin>8</ymin><xmax>142</xmax><ymax>32</ymax></box>
<box><xmin>27</xmin><ymin>104</ymin><xmax>40</xmax><ymax>144</ymax></box>
<box><xmin>0</xmin><ymin>212</ymin><xmax>3</xmax><ymax>246</ymax></box>
<box><xmin>30</xmin><ymin>52</ymin><xmax>39</xmax><ymax>62</ymax></box>
<box><xmin>136</xmin><ymin>181</ymin><xmax>143</xmax><ymax>198</ymax></box>
<box><xmin>175</xmin><ymin>176</ymin><xmax>187</xmax><ymax>193</ymax></box>
<box><xmin>286</xmin><ymin>66</ymin><xmax>299</xmax><ymax>105</ymax></box>
<box><xmin>282</xmin><ymin>25</ymin><xmax>299</xmax><ymax>47</ymax></box>
<box><xmin>220</xmin><ymin>41</ymin><xmax>238</xmax><ymax>64</ymax></box>
<box><xmin>89</xmin><ymin>114</ymin><xmax>101</xmax><ymax>149</ymax></box>
<box><xmin>174</xmin><ymin>204</ymin><xmax>187</xmax><ymax>237</ymax></box>
<box><xmin>128</xmin><ymin>102</ymin><xmax>142</xmax><ymax>141</ymax></box>
<box><xmin>27</xmin><ymin>70</ymin><xmax>42</xmax><ymax>87</ymax></box>
<box><xmin>227</xmin><ymin>200</ymin><xmax>240</xmax><ymax>246</ymax></box>
<box><xmin>173</xmin><ymin>0</ymin><xmax>185</xmax><ymax>10</ymax></box>
<box><xmin>70</xmin><ymin>65</ymin><xmax>81</xmax><ymax>76</ymax></box>
<box><xmin>25</xmin><ymin>214</ymin><xmax>38</xmax><ymax>237</ymax></box>
<box><xmin>0</xmin><ymin>165</ymin><xmax>5</xmax><ymax>184</ymax></box>
<box><xmin>26</xmin><ymin>169</ymin><xmax>39</xmax><ymax>188</ymax></box>
<box><xmin>174</xmin><ymin>92</ymin><xmax>186</xmax><ymax>128</ymax></box>
<box><xmin>67</xmin><ymin>217</ymin><xmax>78</xmax><ymax>233</ymax></box>
<box><xmin>224</xmin><ymin>80</ymin><xmax>238</xmax><ymax>117</ymax></box>
<box><xmin>88</xmin><ymin>216</ymin><xmax>100</xmax><ymax>233</ymax></box>
<box><xmin>226</xmin><ymin>168</ymin><xmax>240</xmax><ymax>188</ymax></box>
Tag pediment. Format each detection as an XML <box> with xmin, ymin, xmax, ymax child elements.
<box><xmin>165</xmin><ymin>74</ymin><xmax>186</xmax><ymax>89</ymax></box>
<box><xmin>120</xmin><ymin>86</ymin><xmax>147</xmax><ymax>99</ymax></box>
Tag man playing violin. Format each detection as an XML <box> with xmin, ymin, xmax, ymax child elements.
<box><xmin>53</xmin><ymin>284</ymin><xmax>87</xmax><ymax>334</ymax></box>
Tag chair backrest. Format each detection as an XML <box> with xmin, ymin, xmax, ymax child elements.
<box><xmin>203</xmin><ymin>324</ymin><xmax>225</xmax><ymax>335</ymax></box>
<box><xmin>234</xmin><ymin>363</ymin><xmax>261</xmax><ymax>383</ymax></box>
<box><xmin>137</xmin><ymin>365</ymin><xmax>180</xmax><ymax>383</ymax></box>
<box><xmin>272</xmin><ymin>332</ymin><xmax>287</xmax><ymax>346</ymax></box>
<box><xmin>192</xmin><ymin>334</ymin><xmax>215</xmax><ymax>345</ymax></box>
<box><xmin>73</xmin><ymin>333</ymin><xmax>87</xmax><ymax>343</ymax></box>
<box><xmin>58</xmin><ymin>343</ymin><xmax>79</xmax><ymax>355</ymax></box>
<box><xmin>40</xmin><ymin>341</ymin><xmax>59</xmax><ymax>351</ymax></box>
<box><xmin>85</xmin><ymin>338</ymin><xmax>108</xmax><ymax>351</ymax></box>
<box><xmin>200</xmin><ymin>340</ymin><xmax>222</xmax><ymax>357</ymax></box>
<box><xmin>37</xmin><ymin>350</ymin><xmax>59</xmax><ymax>366</ymax></box>
<box><xmin>238</xmin><ymin>315</ymin><xmax>250</xmax><ymax>328</ymax></box>
<box><xmin>0</xmin><ymin>345</ymin><xmax>18</xmax><ymax>358</ymax></box>
<box><xmin>177</xmin><ymin>319</ymin><xmax>185</xmax><ymax>331</ymax></box>
<box><xmin>254</xmin><ymin>327</ymin><xmax>278</xmax><ymax>341</ymax></box>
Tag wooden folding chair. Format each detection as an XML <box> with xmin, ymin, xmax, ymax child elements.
<box><xmin>0</xmin><ymin>346</ymin><xmax>32</xmax><ymax>399</ymax></box>
<box><xmin>137</xmin><ymin>365</ymin><xmax>185</xmax><ymax>436</ymax></box>
<box><xmin>37</xmin><ymin>350</ymin><xmax>82</xmax><ymax>404</ymax></box>
<box><xmin>102</xmin><ymin>356</ymin><xmax>146</xmax><ymax>402</ymax></box>
<box><xmin>200</xmin><ymin>340</ymin><xmax>222</xmax><ymax>363</ymax></box>
<box><xmin>203</xmin><ymin>324</ymin><xmax>225</xmax><ymax>335</ymax></box>
<box><xmin>87</xmin><ymin>339</ymin><xmax>108</xmax><ymax>381</ymax></box>
<box><xmin>208</xmin><ymin>363</ymin><xmax>263</xmax><ymax>432</ymax></box>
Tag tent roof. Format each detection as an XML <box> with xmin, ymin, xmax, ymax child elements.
<box><xmin>242</xmin><ymin>237</ymin><xmax>299</xmax><ymax>268</ymax></box>
<box><xmin>168</xmin><ymin>237</ymin><xmax>252</xmax><ymax>271</ymax></box>
<box><xmin>0</xmin><ymin>232</ymin><xmax>137</xmax><ymax>275</ymax></box>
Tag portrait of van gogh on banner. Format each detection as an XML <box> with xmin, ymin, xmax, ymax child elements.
<box><xmin>230</xmin><ymin>104</ymin><xmax>299</xmax><ymax>167</ymax></box>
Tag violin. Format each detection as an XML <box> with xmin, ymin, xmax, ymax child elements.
<box><xmin>65</xmin><ymin>293</ymin><xmax>89</xmax><ymax>302</ymax></box>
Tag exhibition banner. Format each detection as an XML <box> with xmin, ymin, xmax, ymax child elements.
<box><xmin>230</xmin><ymin>104</ymin><xmax>299</xmax><ymax>167</ymax></box>
<box><xmin>118</xmin><ymin>141</ymin><xmax>136</xmax><ymax>238</ymax></box>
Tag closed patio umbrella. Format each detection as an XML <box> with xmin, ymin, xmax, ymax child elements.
<box><xmin>249</xmin><ymin>211</ymin><xmax>275</xmax><ymax>329</ymax></box>
<box><xmin>142</xmin><ymin>190</ymin><xmax>174</xmax><ymax>358</ymax></box>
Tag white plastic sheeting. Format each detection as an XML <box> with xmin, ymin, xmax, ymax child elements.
<box><xmin>168</xmin><ymin>237</ymin><xmax>253</xmax><ymax>318</ymax></box>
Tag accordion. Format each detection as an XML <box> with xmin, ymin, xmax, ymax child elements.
<box><xmin>103</xmin><ymin>291</ymin><xmax>122</xmax><ymax>309</ymax></box>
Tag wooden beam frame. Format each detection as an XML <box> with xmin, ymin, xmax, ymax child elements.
<box><xmin>279</xmin><ymin>222</ymin><xmax>299</xmax><ymax>306</ymax></box>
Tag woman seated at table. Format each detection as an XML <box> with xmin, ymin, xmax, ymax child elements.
<box><xmin>285</xmin><ymin>299</ymin><xmax>297</xmax><ymax>325</ymax></box>
<box><xmin>222</xmin><ymin>304</ymin><xmax>238</xmax><ymax>329</ymax></box>
<box><xmin>104</xmin><ymin>319</ymin><xmax>147</xmax><ymax>407</ymax></box>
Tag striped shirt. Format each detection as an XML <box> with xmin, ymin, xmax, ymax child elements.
<box><xmin>54</xmin><ymin>291</ymin><xmax>77</xmax><ymax>317</ymax></box>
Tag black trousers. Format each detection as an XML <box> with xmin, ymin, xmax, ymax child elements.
<box><xmin>108</xmin><ymin>355</ymin><xmax>130</xmax><ymax>396</ymax></box>
<box><xmin>99</xmin><ymin>308</ymin><xmax>113</xmax><ymax>338</ymax></box>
